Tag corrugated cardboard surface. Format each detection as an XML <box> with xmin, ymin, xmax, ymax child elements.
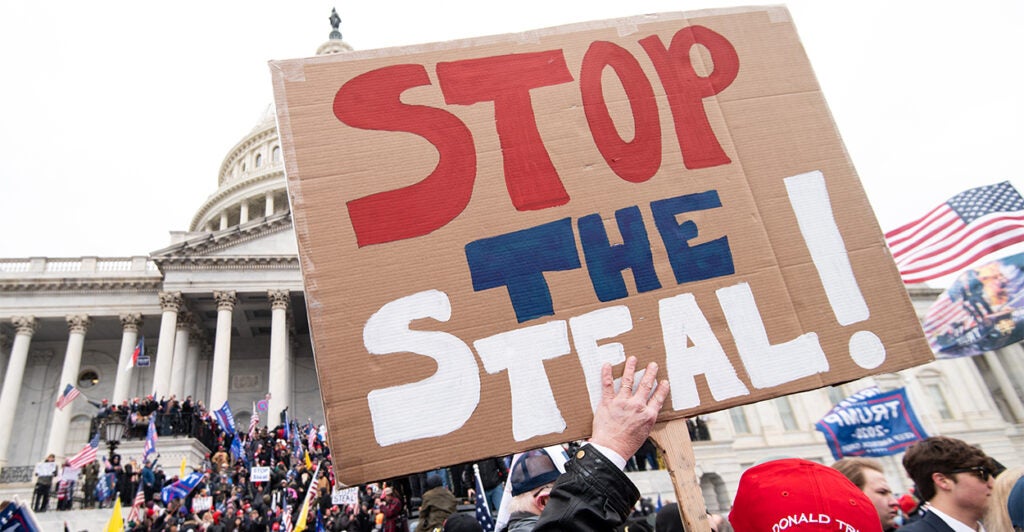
<box><xmin>270</xmin><ymin>6</ymin><xmax>933</xmax><ymax>485</ymax></box>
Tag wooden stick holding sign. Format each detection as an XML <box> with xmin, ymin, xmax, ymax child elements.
<box><xmin>650</xmin><ymin>419</ymin><xmax>711</xmax><ymax>532</ymax></box>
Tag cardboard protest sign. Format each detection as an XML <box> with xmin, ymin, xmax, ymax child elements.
<box><xmin>251</xmin><ymin>466</ymin><xmax>271</xmax><ymax>482</ymax></box>
<box><xmin>270</xmin><ymin>6</ymin><xmax>933</xmax><ymax>484</ymax></box>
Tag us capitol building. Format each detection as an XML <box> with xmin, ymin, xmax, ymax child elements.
<box><xmin>1</xmin><ymin>12</ymin><xmax>1022</xmax><ymax>513</ymax></box>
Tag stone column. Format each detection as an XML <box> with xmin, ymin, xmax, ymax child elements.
<box><xmin>46</xmin><ymin>315</ymin><xmax>91</xmax><ymax>459</ymax></box>
<box><xmin>183</xmin><ymin>330</ymin><xmax>203</xmax><ymax>401</ymax></box>
<box><xmin>0</xmin><ymin>317</ymin><xmax>37</xmax><ymax>467</ymax></box>
<box><xmin>209</xmin><ymin>291</ymin><xmax>236</xmax><ymax>409</ymax></box>
<box><xmin>240</xmin><ymin>201</ymin><xmax>250</xmax><ymax>224</ymax></box>
<box><xmin>0</xmin><ymin>332</ymin><xmax>10</xmax><ymax>397</ymax></box>
<box><xmin>169</xmin><ymin>311</ymin><xmax>192</xmax><ymax>400</ymax></box>
<box><xmin>267</xmin><ymin>290</ymin><xmax>290</xmax><ymax>424</ymax></box>
<box><xmin>219</xmin><ymin>212</ymin><xmax>229</xmax><ymax>230</ymax></box>
<box><xmin>152</xmin><ymin>292</ymin><xmax>182</xmax><ymax>399</ymax></box>
<box><xmin>112</xmin><ymin>313</ymin><xmax>143</xmax><ymax>404</ymax></box>
<box><xmin>983</xmin><ymin>351</ymin><xmax>1024</xmax><ymax>422</ymax></box>
<box><xmin>265</xmin><ymin>191</ymin><xmax>275</xmax><ymax>216</ymax></box>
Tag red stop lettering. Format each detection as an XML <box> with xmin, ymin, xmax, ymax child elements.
<box><xmin>333</xmin><ymin>63</ymin><xmax>477</xmax><ymax>247</ymax></box>
<box><xmin>640</xmin><ymin>26</ymin><xmax>739</xmax><ymax>169</ymax></box>
<box><xmin>580</xmin><ymin>41</ymin><xmax>662</xmax><ymax>183</ymax></box>
<box><xmin>437</xmin><ymin>51</ymin><xmax>574</xmax><ymax>211</ymax></box>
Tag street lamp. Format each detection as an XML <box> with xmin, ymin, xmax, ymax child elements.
<box><xmin>103</xmin><ymin>417</ymin><xmax>127</xmax><ymax>460</ymax></box>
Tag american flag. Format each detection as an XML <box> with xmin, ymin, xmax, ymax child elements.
<box><xmin>126</xmin><ymin>484</ymin><xmax>145</xmax><ymax>523</ymax></box>
<box><xmin>249</xmin><ymin>402</ymin><xmax>260</xmax><ymax>438</ymax></box>
<box><xmin>282</xmin><ymin>500</ymin><xmax>293</xmax><ymax>532</ymax></box>
<box><xmin>473</xmin><ymin>464</ymin><xmax>496</xmax><ymax>532</ymax></box>
<box><xmin>885</xmin><ymin>181</ymin><xmax>1024</xmax><ymax>284</ymax></box>
<box><xmin>55</xmin><ymin>384</ymin><xmax>80</xmax><ymax>410</ymax></box>
<box><xmin>67</xmin><ymin>433</ymin><xmax>100</xmax><ymax>469</ymax></box>
<box><xmin>143</xmin><ymin>414</ymin><xmax>158</xmax><ymax>463</ymax></box>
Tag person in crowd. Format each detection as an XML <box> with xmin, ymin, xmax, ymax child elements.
<box><xmin>1007</xmin><ymin>476</ymin><xmax>1024</xmax><ymax>531</ymax></box>
<box><xmin>500</xmin><ymin>447</ymin><xmax>566</xmax><ymax>532</ymax></box>
<box><xmin>82</xmin><ymin>458</ymin><xmax>100</xmax><ymax>508</ymax></box>
<box><xmin>653</xmin><ymin>503</ymin><xmax>725</xmax><ymax>532</ymax></box>
<box><xmin>444</xmin><ymin>513</ymin><xmax>485</xmax><ymax>532</ymax></box>
<box><xmin>476</xmin><ymin>456</ymin><xmax>509</xmax><ymax>513</ymax></box>
<box><xmin>418</xmin><ymin>473</ymin><xmax>459</xmax><ymax>532</ymax></box>
<box><xmin>379</xmin><ymin>486</ymin><xmax>406</xmax><ymax>532</ymax></box>
<box><xmin>730</xmin><ymin>458</ymin><xmax>882</xmax><ymax>531</ymax></box>
<box><xmin>900</xmin><ymin>436</ymin><xmax>998</xmax><ymax>531</ymax></box>
<box><xmin>495</xmin><ymin>356</ymin><xmax>669</xmax><ymax>532</ymax></box>
<box><xmin>982</xmin><ymin>465</ymin><xmax>1024</xmax><ymax>531</ymax></box>
<box><xmin>832</xmin><ymin>457</ymin><xmax>901</xmax><ymax>531</ymax></box>
<box><xmin>32</xmin><ymin>453</ymin><xmax>56</xmax><ymax>512</ymax></box>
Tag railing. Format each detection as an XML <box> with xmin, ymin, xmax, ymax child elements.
<box><xmin>89</xmin><ymin>412</ymin><xmax>220</xmax><ymax>454</ymax></box>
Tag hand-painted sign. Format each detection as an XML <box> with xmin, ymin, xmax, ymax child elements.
<box><xmin>816</xmin><ymin>387</ymin><xmax>929</xmax><ymax>460</ymax></box>
<box><xmin>270</xmin><ymin>7</ymin><xmax>933</xmax><ymax>484</ymax></box>
<box><xmin>924</xmin><ymin>252</ymin><xmax>1024</xmax><ymax>358</ymax></box>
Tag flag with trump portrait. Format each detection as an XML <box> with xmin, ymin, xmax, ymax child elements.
<box><xmin>923</xmin><ymin>251</ymin><xmax>1024</xmax><ymax>358</ymax></box>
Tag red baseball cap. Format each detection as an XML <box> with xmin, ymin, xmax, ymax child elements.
<box><xmin>729</xmin><ymin>459</ymin><xmax>881</xmax><ymax>532</ymax></box>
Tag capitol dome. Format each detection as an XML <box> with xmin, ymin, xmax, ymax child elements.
<box><xmin>190</xmin><ymin>8</ymin><xmax>351</xmax><ymax>234</ymax></box>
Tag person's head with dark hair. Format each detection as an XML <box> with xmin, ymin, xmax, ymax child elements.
<box><xmin>655</xmin><ymin>503</ymin><xmax>684</xmax><ymax>532</ymax></box>
<box><xmin>425</xmin><ymin>473</ymin><xmax>444</xmax><ymax>491</ymax></box>
<box><xmin>901</xmin><ymin>436</ymin><xmax>996</xmax><ymax>527</ymax></box>
<box><xmin>832</xmin><ymin>457</ymin><xmax>899</xmax><ymax>530</ymax></box>
<box><xmin>443</xmin><ymin>513</ymin><xmax>483</xmax><ymax>532</ymax></box>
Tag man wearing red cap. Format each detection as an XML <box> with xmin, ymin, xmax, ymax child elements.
<box><xmin>730</xmin><ymin>458</ymin><xmax>883</xmax><ymax>532</ymax></box>
<box><xmin>899</xmin><ymin>436</ymin><xmax>997</xmax><ymax>532</ymax></box>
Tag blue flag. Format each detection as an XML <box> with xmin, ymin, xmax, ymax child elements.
<box><xmin>815</xmin><ymin>387</ymin><xmax>930</xmax><ymax>460</ymax></box>
<box><xmin>95</xmin><ymin>470</ymin><xmax>111</xmax><ymax>503</ymax></box>
<box><xmin>215</xmin><ymin>401</ymin><xmax>236</xmax><ymax>435</ymax></box>
<box><xmin>161</xmin><ymin>471</ymin><xmax>204</xmax><ymax>505</ymax></box>
<box><xmin>231</xmin><ymin>435</ymin><xmax>247</xmax><ymax>466</ymax></box>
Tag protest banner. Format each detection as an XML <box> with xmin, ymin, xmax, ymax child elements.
<box><xmin>332</xmin><ymin>487</ymin><xmax>359</xmax><ymax>506</ymax></box>
<box><xmin>923</xmin><ymin>252</ymin><xmax>1024</xmax><ymax>358</ymax></box>
<box><xmin>270</xmin><ymin>6</ymin><xmax>933</xmax><ymax>485</ymax></box>
<box><xmin>34</xmin><ymin>462</ymin><xmax>56</xmax><ymax>478</ymax></box>
<box><xmin>815</xmin><ymin>387</ymin><xmax>929</xmax><ymax>460</ymax></box>
<box><xmin>60</xmin><ymin>467</ymin><xmax>80</xmax><ymax>482</ymax></box>
<box><xmin>193</xmin><ymin>496</ymin><xmax>213</xmax><ymax>513</ymax></box>
<box><xmin>251</xmin><ymin>466</ymin><xmax>271</xmax><ymax>482</ymax></box>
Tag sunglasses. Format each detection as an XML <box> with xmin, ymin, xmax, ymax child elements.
<box><xmin>949</xmin><ymin>466</ymin><xmax>994</xmax><ymax>481</ymax></box>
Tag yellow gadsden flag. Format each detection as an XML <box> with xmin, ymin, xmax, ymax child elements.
<box><xmin>180</xmin><ymin>456</ymin><xmax>187</xmax><ymax>479</ymax></box>
<box><xmin>105</xmin><ymin>495</ymin><xmax>124</xmax><ymax>532</ymax></box>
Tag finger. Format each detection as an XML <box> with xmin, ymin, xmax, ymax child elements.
<box><xmin>637</xmin><ymin>362</ymin><xmax>659</xmax><ymax>392</ymax></box>
<box><xmin>600</xmin><ymin>362</ymin><xmax>615</xmax><ymax>401</ymax></box>
<box><xmin>618</xmin><ymin>356</ymin><xmax>638</xmax><ymax>395</ymax></box>
<box><xmin>648</xmin><ymin>379</ymin><xmax>671</xmax><ymax>412</ymax></box>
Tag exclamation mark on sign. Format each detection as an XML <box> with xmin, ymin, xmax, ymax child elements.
<box><xmin>784</xmin><ymin>171</ymin><xmax>886</xmax><ymax>369</ymax></box>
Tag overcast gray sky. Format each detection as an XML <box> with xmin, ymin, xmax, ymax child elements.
<box><xmin>1</xmin><ymin>0</ymin><xmax>1021</xmax><ymax>289</ymax></box>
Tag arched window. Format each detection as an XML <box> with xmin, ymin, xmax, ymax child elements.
<box><xmin>78</xmin><ymin>369</ymin><xmax>100</xmax><ymax>389</ymax></box>
<box><xmin>255</xmin><ymin>153</ymin><xmax>263</xmax><ymax>168</ymax></box>
<box><xmin>272</xmin><ymin>146</ymin><xmax>281</xmax><ymax>162</ymax></box>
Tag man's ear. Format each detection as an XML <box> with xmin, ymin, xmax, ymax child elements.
<box><xmin>931</xmin><ymin>472</ymin><xmax>952</xmax><ymax>492</ymax></box>
<box><xmin>535</xmin><ymin>491</ymin><xmax>551</xmax><ymax>512</ymax></box>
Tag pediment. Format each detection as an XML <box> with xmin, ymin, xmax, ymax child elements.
<box><xmin>151</xmin><ymin>212</ymin><xmax>298</xmax><ymax>259</ymax></box>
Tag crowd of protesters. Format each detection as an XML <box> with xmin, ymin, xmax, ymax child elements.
<box><xmin>33</xmin><ymin>393</ymin><xmax>502</xmax><ymax>532</ymax></box>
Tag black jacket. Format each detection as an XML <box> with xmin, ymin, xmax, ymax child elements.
<box><xmin>534</xmin><ymin>445</ymin><xmax>640</xmax><ymax>532</ymax></box>
<box><xmin>897</xmin><ymin>510</ymin><xmax>956</xmax><ymax>532</ymax></box>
